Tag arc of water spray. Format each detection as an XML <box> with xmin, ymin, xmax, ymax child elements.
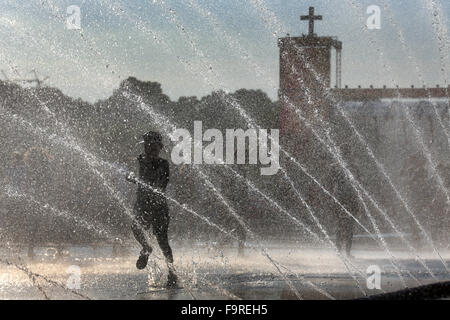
<box><xmin>3</xmin><ymin>0</ymin><xmax>334</xmax><ymax>298</ymax></box>
<box><xmin>0</xmin><ymin>257</ymin><xmax>91</xmax><ymax>300</ymax></box>
<box><xmin>98</xmin><ymin>0</ymin><xmax>368</xmax><ymax>267</ymax></box>
<box><xmin>117</xmin><ymin>0</ymin><xmax>420</xmax><ymax>290</ymax></box>
<box><xmin>125</xmin><ymin>91</ymin><xmax>329</xmax><ymax>299</ymax></box>
<box><xmin>381</xmin><ymin>0</ymin><xmax>450</xmax><ymax>157</ymax></box>
<box><xmin>124</xmin><ymin>91</ymin><xmax>341</xmax><ymax>299</ymax></box>
<box><xmin>280</xmin><ymin>51</ymin><xmax>421</xmax><ymax>286</ymax></box>
<box><xmin>1</xmin><ymin>106</ymin><xmax>238</xmax><ymax>299</ymax></box>
<box><xmin>195</xmin><ymin>169</ymin><xmax>338</xmax><ymax>299</ymax></box>
<box><xmin>8</xmin><ymin>260</ymin><xmax>50</xmax><ymax>300</ymax></box>
<box><xmin>0</xmin><ymin>104</ymin><xmax>168</xmax><ymax>257</ymax></box>
<box><xmin>149</xmin><ymin>0</ymin><xmax>390</xmax><ymax>250</ymax></box>
<box><xmin>124</xmin><ymin>90</ymin><xmax>369</xmax><ymax>295</ymax></box>
<box><xmin>16</xmin><ymin>0</ymin><xmax>432</xmax><ymax>288</ymax></box>
<box><xmin>1</xmin><ymin>6</ymin><xmax>236</xmax><ymax>297</ymax></box>
<box><xmin>422</xmin><ymin>0</ymin><xmax>450</xmax><ymax>93</ymax></box>
<box><xmin>0</xmin><ymin>53</ymin><xmax>165</xmax><ymax>254</ymax></box>
<box><xmin>352</xmin><ymin>0</ymin><xmax>450</xmax><ymax>271</ymax></box>
<box><xmin>285</xmin><ymin>38</ymin><xmax>440</xmax><ymax>281</ymax></box>
<box><xmin>420</xmin><ymin>0</ymin><xmax>450</xmax><ymax>243</ymax></box>
<box><xmin>177</xmin><ymin>1</ymin><xmax>419</xmax><ymax>282</ymax></box>
<box><xmin>2</xmin><ymin>184</ymin><xmax>169</xmax><ymax>262</ymax></box>
<box><xmin>0</xmin><ymin>9</ymin><xmax>285</xmax><ymax>297</ymax></box>
<box><xmin>247</xmin><ymin>0</ymin><xmax>446</xmax><ymax>279</ymax></box>
<box><xmin>344</xmin><ymin>0</ymin><xmax>449</xmax><ymax>274</ymax></box>
<box><xmin>19</xmin><ymin>0</ymin><xmax>420</xmax><ymax>288</ymax></box>
<box><xmin>29</xmin><ymin>0</ymin><xmax>448</xmax><ymax>290</ymax></box>
<box><xmin>380</xmin><ymin>0</ymin><xmax>450</xmax><ymax>162</ymax></box>
<box><xmin>38</xmin><ymin>0</ymin><xmax>121</xmax><ymax>81</ymax></box>
<box><xmin>126</xmin><ymin>174</ymin><xmax>301</xmax><ymax>298</ymax></box>
<box><xmin>299</xmin><ymin>99</ymin><xmax>425</xmax><ymax>285</ymax></box>
<box><xmin>3</xmin><ymin>186</ymin><xmax>116</xmax><ymax>240</ymax></box>
<box><xmin>243</xmin><ymin>1</ymin><xmax>440</xmax><ymax>282</ymax></box>
<box><xmin>0</xmin><ymin>57</ymin><xmax>207</xmax><ymax>296</ymax></box>
<box><xmin>133</xmin><ymin>1</ymin><xmax>383</xmax><ymax>287</ymax></box>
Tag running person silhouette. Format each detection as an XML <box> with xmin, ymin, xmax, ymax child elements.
<box><xmin>127</xmin><ymin>131</ymin><xmax>177</xmax><ymax>287</ymax></box>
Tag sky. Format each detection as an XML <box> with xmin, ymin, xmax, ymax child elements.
<box><xmin>0</xmin><ymin>0</ymin><xmax>449</xmax><ymax>102</ymax></box>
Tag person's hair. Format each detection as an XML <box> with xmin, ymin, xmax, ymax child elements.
<box><xmin>143</xmin><ymin>131</ymin><xmax>163</xmax><ymax>147</ymax></box>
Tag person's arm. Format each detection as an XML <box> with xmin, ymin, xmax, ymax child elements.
<box><xmin>126</xmin><ymin>156</ymin><xmax>142</xmax><ymax>184</ymax></box>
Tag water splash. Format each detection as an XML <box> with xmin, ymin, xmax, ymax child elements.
<box><xmin>246</xmin><ymin>0</ymin><xmax>436</xmax><ymax>281</ymax></box>
<box><xmin>123</xmin><ymin>89</ymin><xmax>368</xmax><ymax>296</ymax></box>
<box><xmin>344</xmin><ymin>0</ymin><xmax>449</xmax><ymax>274</ymax></box>
<box><xmin>3</xmin><ymin>186</ymin><xmax>114</xmax><ymax>240</ymax></box>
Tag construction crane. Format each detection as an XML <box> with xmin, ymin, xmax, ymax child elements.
<box><xmin>1</xmin><ymin>69</ymin><xmax>49</xmax><ymax>87</ymax></box>
<box><xmin>19</xmin><ymin>70</ymin><xmax>50</xmax><ymax>88</ymax></box>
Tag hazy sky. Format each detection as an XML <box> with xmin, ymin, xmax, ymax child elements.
<box><xmin>0</xmin><ymin>0</ymin><xmax>449</xmax><ymax>102</ymax></box>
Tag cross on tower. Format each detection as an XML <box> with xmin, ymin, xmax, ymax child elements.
<box><xmin>301</xmin><ymin>6</ymin><xmax>322</xmax><ymax>37</ymax></box>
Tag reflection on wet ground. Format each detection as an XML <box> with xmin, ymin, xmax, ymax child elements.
<box><xmin>1</xmin><ymin>245</ymin><xmax>449</xmax><ymax>300</ymax></box>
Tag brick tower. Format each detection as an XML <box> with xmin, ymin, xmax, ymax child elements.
<box><xmin>278</xmin><ymin>7</ymin><xmax>342</xmax><ymax>154</ymax></box>
<box><xmin>278</xmin><ymin>7</ymin><xmax>342</xmax><ymax>138</ymax></box>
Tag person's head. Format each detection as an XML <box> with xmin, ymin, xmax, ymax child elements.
<box><xmin>143</xmin><ymin>131</ymin><xmax>163</xmax><ymax>158</ymax></box>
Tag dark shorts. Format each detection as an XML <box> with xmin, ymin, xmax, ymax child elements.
<box><xmin>132</xmin><ymin>200</ymin><xmax>173</xmax><ymax>262</ymax></box>
<box><xmin>134</xmin><ymin>197</ymin><xmax>169</xmax><ymax>230</ymax></box>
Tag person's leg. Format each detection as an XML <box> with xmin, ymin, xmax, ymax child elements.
<box><xmin>152</xmin><ymin>216</ymin><xmax>173</xmax><ymax>263</ymax></box>
<box><xmin>152</xmin><ymin>214</ymin><xmax>177</xmax><ymax>287</ymax></box>
<box><xmin>27</xmin><ymin>245</ymin><xmax>35</xmax><ymax>260</ymax></box>
<box><xmin>344</xmin><ymin>221</ymin><xmax>354</xmax><ymax>257</ymax></box>
<box><xmin>238</xmin><ymin>239</ymin><xmax>245</xmax><ymax>256</ymax></box>
<box><xmin>344</xmin><ymin>232</ymin><xmax>352</xmax><ymax>256</ymax></box>
<box><xmin>237</xmin><ymin>227</ymin><xmax>246</xmax><ymax>256</ymax></box>
<box><xmin>131</xmin><ymin>212</ymin><xmax>153</xmax><ymax>270</ymax></box>
<box><xmin>336</xmin><ymin>218</ymin><xmax>344</xmax><ymax>253</ymax></box>
<box><xmin>336</xmin><ymin>234</ymin><xmax>343</xmax><ymax>253</ymax></box>
<box><xmin>131</xmin><ymin>216</ymin><xmax>152</xmax><ymax>253</ymax></box>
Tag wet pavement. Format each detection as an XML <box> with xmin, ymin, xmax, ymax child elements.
<box><xmin>0</xmin><ymin>245</ymin><xmax>449</xmax><ymax>300</ymax></box>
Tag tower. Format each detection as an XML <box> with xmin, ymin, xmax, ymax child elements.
<box><xmin>278</xmin><ymin>7</ymin><xmax>342</xmax><ymax>138</ymax></box>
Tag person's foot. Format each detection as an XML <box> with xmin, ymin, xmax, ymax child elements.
<box><xmin>166</xmin><ymin>271</ymin><xmax>178</xmax><ymax>288</ymax></box>
<box><xmin>136</xmin><ymin>249</ymin><xmax>151</xmax><ymax>270</ymax></box>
